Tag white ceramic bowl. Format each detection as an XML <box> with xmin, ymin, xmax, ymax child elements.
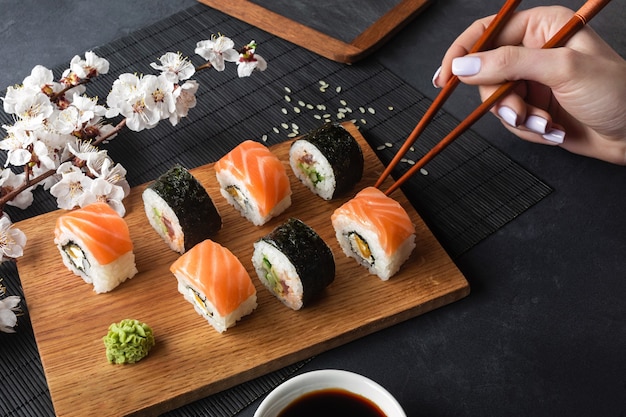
<box><xmin>253</xmin><ymin>369</ymin><xmax>406</xmax><ymax>417</ymax></box>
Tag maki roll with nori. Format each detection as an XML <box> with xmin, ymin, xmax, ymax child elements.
<box><xmin>289</xmin><ymin>123</ymin><xmax>364</xmax><ymax>200</ymax></box>
<box><xmin>252</xmin><ymin>218</ymin><xmax>335</xmax><ymax>310</ymax></box>
<box><xmin>142</xmin><ymin>164</ymin><xmax>221</xmax><ymax>254</ymax></box>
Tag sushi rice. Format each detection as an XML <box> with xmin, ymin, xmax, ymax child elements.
<box><xmin>289</xmin><ymin>139</ymin><xmax>336</xmax><ymax>200</ymax></box>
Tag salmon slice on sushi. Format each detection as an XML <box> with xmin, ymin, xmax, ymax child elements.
<box><xmin>170</xmin><ymin>239</ymin><xmax>257</xmax><ymax>333</ymax></box>
<box><xmin>331</xmin><ymin>187</ymin><xmax>416</xmax><ymax>280</ymax></box>
<box><xmin>54</xmin><ymin>202</ymin><xmax>138</xmax><ymax>293</ymax></box>
<box><xmin>214</xmin><ymin>140</ymin><xmax>292</xmax><ymax>226</ymax></box>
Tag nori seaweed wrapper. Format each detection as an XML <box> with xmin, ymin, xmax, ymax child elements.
<box><xmin>260</xmin><ymin>218</ymin><xmax>335</xmax><ymax>306</ymax></box>
<box><xmin>147</xmin><ymin>164</ymin><xmax>221</xmax><ymax>251</ymax></box>
<box><xmin>299</xmin><ymin>122</ymin><xmax>364</xmax><ymax>198</ymax></box>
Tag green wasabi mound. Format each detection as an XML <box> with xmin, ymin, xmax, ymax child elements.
<box><xmin>103</xmin><ymin>319</ymin><xmax>155</xmax><ymax>364</ymax></box>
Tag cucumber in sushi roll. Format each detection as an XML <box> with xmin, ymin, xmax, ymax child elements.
<box><xmin>142</xmin><ymin>164</ymin><xmax>221</xmax><ymax>254</ymax></box>
<box><xmin>289</xmin><ymin>123</ymin><xmax>364</xmax><ymax>200</ymax></box>
<box><xmin>252</xmin><ymin>218</ymin><xmax>335</xmax><ymax>310</ymax></box>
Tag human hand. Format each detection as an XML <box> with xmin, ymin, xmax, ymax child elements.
<box><xmin>433</xmin><ymin>6</ymin><xmax>626</xmax><ymax>165</ymax></box>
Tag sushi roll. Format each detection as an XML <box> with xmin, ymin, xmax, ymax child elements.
<box><xmin>214</xmin><ymin>140</ymin><xmax>291</xmax><ymax>226</ymax></box>
<box><xmin>331</xmin><ymin>187</ymin><xmax>416</xmax><ymax>280</ymax></box>
<box><xmin>252</xmin><ymin>218</ymin><xmax>335</xmax><ymax>310</ymax></box>
<box><xmin>170</xmin><ymin>239</ymin><xmax>257</xmax><ymax>333</ymax></box>
<box><xmin>142</xmin><ymin>164</ymin><xmax>221</xmax><ymax>254</ymax></box>
<box><xmin>289</xmin><ymin>123</ymin><xmax>364</xmax><ymax>200</ymax></box>
<box><xmin>54</xmin><ymin>202</ymin><xmax>138</xmax><ymax>293</ymax></box>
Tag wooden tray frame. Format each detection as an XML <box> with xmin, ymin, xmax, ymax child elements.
<box><xmin>196</xmin><ymin>0</ymin><xmax>432</xmax><ymax>63</ymax></box>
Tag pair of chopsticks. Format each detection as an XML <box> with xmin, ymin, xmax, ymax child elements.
<box><xmin>377</xmin><ymin>0</ymin><xmax>612</xmax><ymax>196</ymax></box>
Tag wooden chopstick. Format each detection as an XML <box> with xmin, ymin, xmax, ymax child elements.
<box><xmin>374</xmin><ymin>0</ymin><xmax>522</xmax><ymax>189</ymax></box>
<box><xmin>384</xmin><ymin>0</ymin><xmax>612</xmax><ymax>196</ymax></box>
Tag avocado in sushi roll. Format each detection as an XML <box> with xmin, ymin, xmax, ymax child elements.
<box><xmin>289</xmin><ymin>123</ymin><xmax>364</xmax><ymax>200</ymax></box>
<box><xmin>252</xmin><ymin>218</ymin><xmax>335</xmax><ymax>310</ymax></box>
<box><xmin>142</xmin><ymin>164</ymin><xmax>221</xmax><ymax>254</ymax></box>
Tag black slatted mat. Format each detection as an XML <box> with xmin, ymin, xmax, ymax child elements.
<box><xmin>0</xmin><ymin>3</ymin><xmax>551</xmax><ymax>416</ymax></box>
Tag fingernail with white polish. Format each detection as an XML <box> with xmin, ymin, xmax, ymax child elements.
<box><xmin>497</xmin><ymin>106</ymin><xmax>518</xmax><ymax>127</ymax></box>
<box><xmin>524</xmin><ymin>115</ymin><xmax>548</xmax><ymax>134</ymax></box>
<box><xmin>542</xmin><ymin>129</ymin><xmax>565</xmax><ymax>144</ymax></box>
<box><xmin>451</xmin><ymin>56</ymin><xmax>481</xmax><ymax>76</ymax></box>
<box><xmin>432</xmin><ymin>66</ymin><xmax>442</xmax><ymax>88</ymax></box>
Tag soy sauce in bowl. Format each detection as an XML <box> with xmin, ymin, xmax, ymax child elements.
<box><xmin>278</xmin><ymin>388</ymin><xmax>386</xmax><ymax>417</ymax></box>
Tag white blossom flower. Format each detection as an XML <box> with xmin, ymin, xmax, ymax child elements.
<box><xmin>0</xmin><ymin>292</ymin><xmax>21</xmax><ymax>333</ymax></box>
<box><xmin>150</xmin><ymin>52</ymin><xmax>195</xmax><ymax>83</ymax></box>
<box><xmin>22</xmin><ymin>65</ymin><xmax>62</xmax><ymax>96</ymax></box>
<box><xmin>69</xmin><ymin>51</ymin><xmax>109</xmax><ymax>79</ymax></box>
<box><xmin>0</xmin><ymin>215</ymin><xmax>27</xmax><ymax>261</ymax></box>
<box><xmin>8</xmin><ymin>88</ymin><xmax>54</xmax><ymax>125</ymax></box>
<box><xmin>195</xmin><ymin>35</ymin><xmax>239</xmax><ymax>71</ymax></box>
<box><xmin>67</xmin><ymin>139</ymin><xmax>107</xmax><ymax>166</ymax></box>
<box><xmin>236</xmin><ymin>41</ymin><xmax>267</xmax><ymax>77</ymax></box>
<box><xmin>0</xmin><ymin>170</ymin><xmax>34</xmax><ymax>210</ymax></box>
<box><xmin>91</xmin><ymin>157</ymin><xmax>130</xmax><ymax>197</ymax></box>
<box><xmin>0</xmin><ymin>125</ymin><xmax>35</xmax><ymax>167</ymax></box>
<box><xmin>50</xmin><ymin>170</ymin><xmax>93</xmax><ymax>210</ymax></box>
<box><xmin>170</xmin><ymin>80</ymin><xmax>199</xmax><ymax>126</ymax></box>
<box><xmin>106</xmin><ymin>73</ymin><xmax>161</xmax><ymax>131</ymax></box>
<box><xmin>143</xmin><ymin>74</ymin><xmax>177</xmax><ymax>122</ymax></box>
<box><xmin>80</xmin><ymin>177</ymin><xmax>127</xmax><ymax>216</ymax></box>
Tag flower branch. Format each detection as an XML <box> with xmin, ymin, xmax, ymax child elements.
<box><xmin>0</xmin><ymin>35</ymin><xmax>267</xmax><ymax>332</ymax></box>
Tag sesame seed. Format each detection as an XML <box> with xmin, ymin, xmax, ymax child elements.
<box><xmin>385</xmin><ymin>142</ymin><xmax>393</xmax><ymax>148</ymax></box>
<box><xmin>281</xmin><ymin>123</ymin><xmax>289</xmax><ymax>129</ymax></box>
<box><xmin>359</xmin><ymin>107</ymin><xmax>366</xmax><ymax>113</ymax></box>
<box><xmin>314</xmin><ymin>114</ymin><xmax>322</xmax><ymax>120</ymax></box>
<box><xmin>287</xmin><ymin>132</ymin><xmax>297</xmax><ymax>138</ymax></box>
<box><xmin>420</xmin><ymin>168</ymin><xmax>429</xmax><ymax>175</ymax></box>
<box><xmin>336</xmin><ymin>86</ymin><xmax>342</xmax><ymax>93</ymax></box>
<box><xmin>294</xmin><ymin>107</ymin><xmax>301</xmax><ymax>113</ymax></box>
<box><xmin>298</xmin><ymin>100</ymin><xmax>306</xmax><ymax>107</ymax></box>
<box><xmin>306</xmin><ymin>104</ymin><xmax>314</xmax><ymax>109</ymax></box>
<box><xmin>273</xmin><ymin>127</ymin><xmax>279</xmax><ymax>134</ymax></box>
<box><xmin>376</xmin><ymin>145</ymin><xmax>386</xmax><ymax>151</ymax></box>
<box><xmin>284</xmin><ymin>86</ymin><xmax>292</xmax><ymax>93</ymax></box>
<box><xmin>261</xmin><ymin>134</ymin><xmax>268</xmax><ymax>142</ymax></box>
<box><xmin>360</xmin><ymin>118</ymin><xmax>367</xmax><ymax>124</ymax></box>
<box><xmin>388</xmin><ymin>106</ymin><xmax>394</xmax><ymax>111</ymax></box>
<box><xmin>281</xmin><ymin>108</ymin><xmax>288</xmax><ymax>114</ymax></box>
<box><xmin>340</xmin><ymin>99</ymin><xmax>347</xmax><ymax>106</ymax></box>
<box><xmin>284</xmin><ymin>95</ymin><xmax>291</xmax><ymax>102</ymax></box>
<box><xmin>368</xmin><ymin>107</ymin><xmax>376</xmax><ymax>114</ymax></box>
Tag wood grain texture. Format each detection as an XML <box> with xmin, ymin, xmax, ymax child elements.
<box><xmin>196</xmin><ymin>0</ymin><xmax>431</xmax><ymax>63</ymax></box>
<box><xmin>17</xmin><ymin>122</ymin><xmax>469</xmax><ymax>416</ymax></box>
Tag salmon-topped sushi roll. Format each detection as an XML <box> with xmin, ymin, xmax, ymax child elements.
<box><xmin>215</xmin><ymin>140</ymin><xmax>292</xmax><ymax>226</ymax></box>
<box><xmin>331</xmin><ymin>187</ymin><xmax>416</xmax><ymax>280</ymax></box>
<box><xmin>170</xmin><ymin>239</ymin><xmax>257</xmax><ymax>333</ymax></box>
<box><xmin>54</xmin><ymin>202</ymin><xmax>138</xmax><ymax>293</ymax></box>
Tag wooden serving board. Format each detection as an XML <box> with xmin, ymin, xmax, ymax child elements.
<box><xmin>197</xmin><ymin>0</ymin><xmax>431</xmax><ymax>63</ymax></box>
<box><xmin>17</xmin><ymin>122</ymin><xmax>469</xmax><ymax>417</ymax></box>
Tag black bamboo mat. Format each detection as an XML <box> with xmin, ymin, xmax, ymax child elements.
<box><xmin>0</xmin><ymin>3</ymin><xmax>551</xmax><ymax>416</ymax></box>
